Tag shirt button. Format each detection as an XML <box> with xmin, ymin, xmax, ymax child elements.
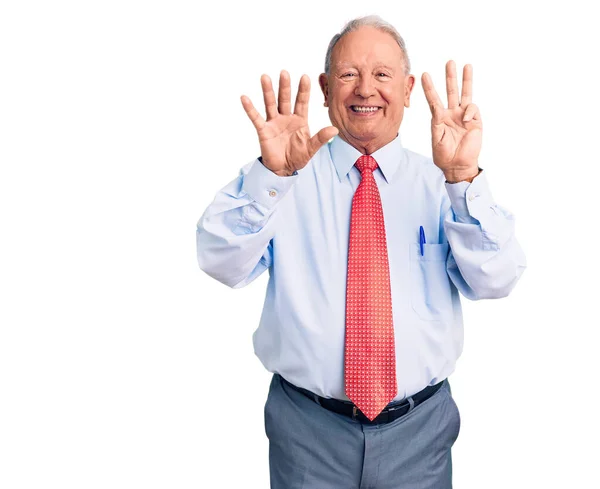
<box><xmin>269</xmin><ymin>190</ymin><xmax>277</xmax><ymax>197</ymax></box>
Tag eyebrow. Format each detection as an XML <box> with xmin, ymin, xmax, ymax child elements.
<box><xmin>334</xmin><ymin>63</ymin><xmax>396</xmax><ymax>72</ymax></box>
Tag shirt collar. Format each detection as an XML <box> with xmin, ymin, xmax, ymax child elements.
<box><xmin>329</xmin><ymin>133</ymin><xmax>405</xmax><ymax>184</ymax></box>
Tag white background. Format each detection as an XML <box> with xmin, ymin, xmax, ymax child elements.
<box><xmin>1</xmin><ymin>0</ymin><xmax>598</xmax><ymax>487</ymax></box>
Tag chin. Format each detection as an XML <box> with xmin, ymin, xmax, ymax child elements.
<box><xmin>352</xmin><ymin>130</ymin><xmax>380</xmax><ymax>142</ymax></box>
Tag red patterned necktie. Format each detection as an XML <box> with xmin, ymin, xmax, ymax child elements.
<box><xmin>345</xmin><ymin>155</ymin><xmax>397</xmax><ymax>421</ymax></box>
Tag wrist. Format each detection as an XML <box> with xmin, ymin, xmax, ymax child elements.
<box><xmin>444</xmin><ymin>167</ymin><xmax>481</xmax><ymax>184</ymax></box>
<box><xmin>274</xmin><ymin>169</ymin><xmax>297</xmax><ymax>177</ymax></box>
<box><xmin>259</xmin><ymin>157</ymin><xmax>296</xmax><ymax>177</ymax></box>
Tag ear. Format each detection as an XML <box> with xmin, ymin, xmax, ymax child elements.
<box><xmin>404</xmin><ymin>74</ymin><xmax>416</xmax><ymax>108</ymax></box>
<box><xmin>318</xmin><ymin>73</ymin><xmax>329</xmax><ymax>107</ymax></box>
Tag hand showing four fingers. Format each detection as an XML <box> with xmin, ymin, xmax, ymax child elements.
<box><xmin>241</xmin><ymin>71</ymin><xmax>338</xmax><ymax>177</ymax></box>
<box><xmin>421</xmin><ymin>61</ymin><xmax>482</xmax><ymax>183</ymax></box>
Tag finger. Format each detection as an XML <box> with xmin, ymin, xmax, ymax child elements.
<box><xmin>462</xmin><ymin>103</ymin><xmax>480</xmax><ymax>123</ymax></box>
<box><xmin>307</xmin><ymin>126</ymin><xmax>339</xmax><ymax>157</ymax></box>
<box><xmin>261</xmin><ymin>74</ymin><xmax>278</xmax><ymax>121</ymax></box>
<box><xmin>421</xmin><ymin>73</ymin><xmax>444</xmax><ymax>124</ymax></box>
<box><xmin>278</xmin><ymin>70</ymin><xmax>292</xmax><ymax>115</ymax></box>
<box><xmin>240</xmin><ymin>95</ymin><xmax>266</xmax><ymax>131</ymax></box>
<box><xmin>293</xmin><ymin>74</ymin><xmax>311</xmax><ymax>119</ymax></box>
<box><xmin>460</xmin><ymin>64</ymin><xmax>473</xmax><ymax>107</ymax></box>
<box><xmin>445</xmin><ymin>60</ymin><xmax>459</xmax><ymax>109</ymax></box>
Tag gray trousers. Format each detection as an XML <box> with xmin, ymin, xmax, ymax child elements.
<box><xmin>264</xmin><ymin>374</ymin><xmax>461</xmax><ymax>489</ymax></box>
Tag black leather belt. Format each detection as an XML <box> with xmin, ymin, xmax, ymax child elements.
<box><xmin>279</xmin><ymin>375</ymin><xmax>445</xmax><ymax>424</ymax></box>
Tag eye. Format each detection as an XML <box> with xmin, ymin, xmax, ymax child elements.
<box><xmin>341</xmin><ymin>73</ymin><xmax>357</xmax><ymax>78</ymax></box>
<box><xmin>377</xmin><ymin>73</ymin><xmax>389</xmax><ymax>78</ymax></box>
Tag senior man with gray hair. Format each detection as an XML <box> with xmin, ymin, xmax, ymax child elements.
<box><xmin>197</xmin><ymin>14</ymin><xmax>526</xmax><ymax>489</ymax></box>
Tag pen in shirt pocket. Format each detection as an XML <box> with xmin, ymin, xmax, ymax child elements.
<box><xmin>419</xmin><ymin>226</ymin><xmax>426</xmax><ymax>256</ymax></box>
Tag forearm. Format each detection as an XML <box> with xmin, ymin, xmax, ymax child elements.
<box><xmin>196</xmin><ymin>159</ymin><xmax>298</xmax><ymax>288</ymax></box>
<box><xmin>443</xmin><ymin>170</ymin><xmax>527</xmax><ymax>299</ymax></box>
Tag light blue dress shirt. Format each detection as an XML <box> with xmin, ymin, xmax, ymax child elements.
<box><xmin>196</xmin><ymin>135</ymin><xmax>526</xmax><ymax>401</ymax></box>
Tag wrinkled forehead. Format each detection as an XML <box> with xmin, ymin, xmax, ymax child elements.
<box><xmin>331</xmin><ymin>27</ymin><xmax>405</xmax><ymax>71</ymax></box>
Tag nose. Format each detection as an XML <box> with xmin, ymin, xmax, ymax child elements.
<box><xmin>354</xmin><ymin>75</ymin><xmax>375</xmax><ymax>98</ymax></box>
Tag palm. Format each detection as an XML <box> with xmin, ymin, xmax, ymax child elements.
<box><xmin>241</xmin><ymin>71</ymin><xmax>338</xmax><ymax>176</ymax></box>
<box><xmin>422</xmin><ymin>62</ymin><xmax>482</xmax><ymax>176</ymax></box>
<box><xmin>256</xmin><ymin>114</ymin><xmax>314</xmax><ymax>171</ymax></box>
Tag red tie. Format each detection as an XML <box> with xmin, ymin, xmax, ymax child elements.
<box><xmin>345</xmin><ymin>155</ymin><xmax>397</xmax><ymax>421</ymax></box>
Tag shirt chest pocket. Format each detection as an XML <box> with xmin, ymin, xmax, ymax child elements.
<box><xmin>409</xmin><ymin>243</ymin><xmax>453</xmax><ymax>321</ymax></box>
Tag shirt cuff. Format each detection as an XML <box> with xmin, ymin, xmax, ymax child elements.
<box><xmin>444</xmin><ymin>169</ymin><xmax>493</xmax><ymax>220</ymax></box>
<box><xmin>241</xmin><ymin>158</ymin><xmax>299</xmax><ymax>209</ymax></box>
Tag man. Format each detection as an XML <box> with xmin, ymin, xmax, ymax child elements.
<box><xmin>197</xmin><ymin>15</ymin><xmax>526</xmax><ymax>489</ymax></box>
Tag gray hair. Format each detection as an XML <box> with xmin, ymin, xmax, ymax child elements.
<box><xmin>324</xmin><ymin>15</ymin><xmax>410</xmax><ymax>75</ymax></box>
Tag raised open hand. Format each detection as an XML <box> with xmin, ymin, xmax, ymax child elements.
<box><xmin>241</xmin><ymin>71</ymin><xmax>338</xmax><ymax>177</ymax></box>
<box><xmin>421</xmin><ymin>61</ymin><xmax>482</xmax><ymax>183</ymax></box>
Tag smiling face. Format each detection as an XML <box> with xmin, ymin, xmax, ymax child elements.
<box><xmin>319</xmin><ymin>26</ymin><xmax>415</xmax><ymax>155</ymax></box>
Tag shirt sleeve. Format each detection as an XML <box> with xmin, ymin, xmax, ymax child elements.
<box><xmin>196</xmin><ymin>159</ymin><xmax>298</xmax><ymax>288</ymax></box>
<box><xmin>442</xmin><ymin>170</ymin><xmax>527</xmax><ymax>300</ymax></box>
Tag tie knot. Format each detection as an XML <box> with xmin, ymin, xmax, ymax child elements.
<box><xmin>355</xmin><ymin>155</ymin><xmax>378</xmax><ymax>174</ymax></box>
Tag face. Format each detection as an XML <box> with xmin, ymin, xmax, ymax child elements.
<box><xmin>319</xmin><ymin>26</ymin><xmax>415</xmax><ymax>154</ymax></box>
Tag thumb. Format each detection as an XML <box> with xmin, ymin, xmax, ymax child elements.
<box><xmin>307</xmin><ymin>126</ymin><xmax>339</xmax><ymax>158</ymax></box>
<box><xmin>462</xmin><ymin>103</ymin><xmax>480</xmax><ymax>123</ymax></box>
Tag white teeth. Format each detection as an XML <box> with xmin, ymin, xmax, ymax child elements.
<box><xmin>352</xmin><ymin>106</ymin><xmax>379</xmax><ymax>113</ymax></box>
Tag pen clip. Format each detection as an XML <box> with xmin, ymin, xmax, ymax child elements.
<box><xmin>419</xmin><ymin>226</ymin><xmax>426</xmax><ymax>256</ymax></box>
